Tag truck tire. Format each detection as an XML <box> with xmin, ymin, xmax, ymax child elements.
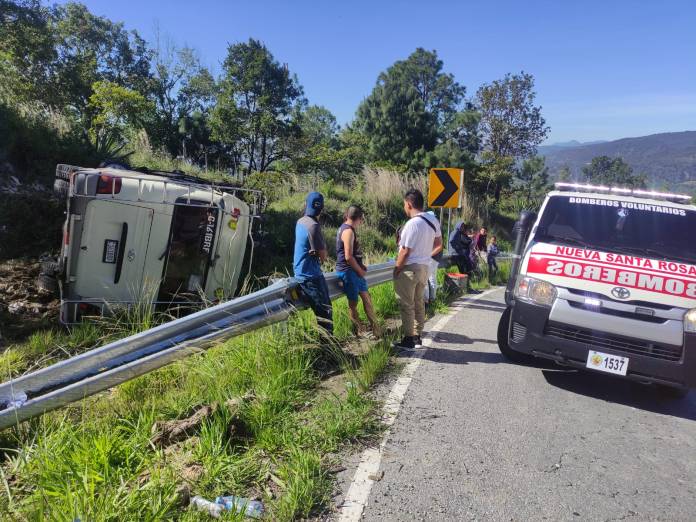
<box><xmin>36</xmin><ymin>273</ymin><xmax>58</xmax><ymax>295</ymax></box>
<box><xmin>41</xmin><ymin>259</ymin><xmax>60</xmax><ymax>276</ymax></box>
<box><xmin>53</xmin><ymin>178</ymin><xmax>69</xmax><ymax>197</ymax></box>
<box><xmin>497</xmin><ymin>306</ymin><xmax>536</xmax><ymax>364</ymax></box>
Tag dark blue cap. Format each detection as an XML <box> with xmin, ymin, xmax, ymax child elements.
<box><xmin>305</xmin><ymin>192</ymin><xmax>324</xmax><ymax>217</ymax></box>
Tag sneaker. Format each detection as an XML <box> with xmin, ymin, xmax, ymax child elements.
<box><xmin>392</xmin><ymin>336</ymin><xmax>416</xmax><ymax>350</ymax></box>
<box><xmin>414</xmin><ymin>336</ymin><xmax>423</xmax><ymax>348</ymax></box>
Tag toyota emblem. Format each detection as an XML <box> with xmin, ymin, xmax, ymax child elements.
<box><xmin>611</xmin><ymin>287</ymin><xmax>631</xmax><ymax>300</ymax></box>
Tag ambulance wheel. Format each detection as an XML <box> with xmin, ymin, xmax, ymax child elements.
<box><xmin>497</xmin><ymin>306</ymin><xmax>535</xmax><ymax>364</ymax></box>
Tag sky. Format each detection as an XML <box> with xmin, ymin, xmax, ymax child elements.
<box><xmin>56</xmin><ymin>0</ymin><xmax>696</xmax><ymax>144</ymax></box>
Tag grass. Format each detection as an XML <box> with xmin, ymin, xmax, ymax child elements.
<box><xmin>0</xmin><ymin>260</ymin><xmax>495</xmax><ymax>520</ymax></box>
<box><xmin>0</xmin><ymin>162</ymin><xmax>513</xmax><ymax>519</ymax></box>
<box><xmin>0</xmin><ymin>279</ymin><xmax>417</xmax><ymax>520</ymax></box>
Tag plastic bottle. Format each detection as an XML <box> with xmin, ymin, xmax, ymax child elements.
<box><xmin>215</xmin><ymin>495</ymin><xmax>264</xmax><ymax>519</ymax></box>
<box><xmin>190</xmin><ymin>496</ymin><xmax>223</xmax><ymax>518</ymax></box>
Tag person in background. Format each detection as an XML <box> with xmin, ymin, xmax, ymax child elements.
<box><xmin>424</xmin><ymin>210</ymin><xmax>443</xmax><ymax>304</ymax></box>
<box><xmin>293</xmin><ymin>192</ymin><xmax>333</xmax><ymax>336</ymax></box>
<box><xmin>336</xmin><ymin>205</ymin><xmax>381</xmax><ymax>339</ymax></box>
<box><xmin>468</xmin><ymin>227</ymin><xmax>480</xmax><ymax>276</ymax></box>
<box><xmin>487</xmin><ymin>235</ymin><xmax>499</xmax><ymax>281</ymax></box>
<box><xmin>449</xmin><ymin>221</ymin><xmax>472</xmax><ymax>276</ymax></box>
<box><xmin>474</xmin><ymin>227</ymin><xmax>488</xmax><ymax>263</ymax></box>
<box><xmin>393</xmin><ymin>189</ymin><xmax>442</xmax><ymax>350</ymax></box>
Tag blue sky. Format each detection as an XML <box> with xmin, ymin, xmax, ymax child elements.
<box><xmin>58</xmin><ymin>0</ymin><xmax>696</xmax><ymax>143</ymax></box>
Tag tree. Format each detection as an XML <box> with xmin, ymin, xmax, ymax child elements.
<box><xmin>476</xmin><ymin>72</ymin><xmax>549</xmax><ymax>199</ymax></box>
<box><xmin>52</xmin><ymin>2</ymin><xmax>152</xmax><ymax>112</ymax></box>
<box><xmin>477</xmin><ymin>72</ymin><xmax>549</xmax><ymax>159</ymax></box>
<box><xmin>286</xmin><ymin>105</ymin><xmax>343</xmax><ymax>177</ymax></box>
<box><xmin>516</xmin><ymin>156</ymin><xmax>551</xmax><ymax>203</ymax></box>
<box><xmin>557</xmin><ymin>164</ymin><xmax>572</xmax><ymax>182</ymax></box>
<box><xmin>87</xmin><ymin>80</ymin><xmax>153</xmax><ymax>154</ymax></box>
<box><xmin>355</xmin><ymin>48</ymin><xmax>467</xmax><ymax>170</ymax></box>
<box><xmin>582</xmin><ymin>156</ymin><xmax>646</xmax><ymax>188</ymax></box>
<box><xmin>150</xmin><ymin>38</ymin><xmax>216</xmax><ymax>156</ymax></box>
<box><xmin>0</xmin><ymin>1</ymin><xmax>153</xmax><ymax>121</ymax></box>
<box><xmin>0</xmin><ymin>0</ymin><xmax>58</xmax><ymax>104</ymax></box>
<box><xmin>210</xmin><ymin>39</ymin><xmax>305</xmax><ymax>176</ymax></box>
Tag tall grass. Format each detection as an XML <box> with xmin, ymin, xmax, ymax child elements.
<box><xmin>0</xmin><ymin>277</ymin><xmax>406</xmax><ymax>520</ymax></box>
<box><xmin>358</xmin><ymin>167</ymin><xmax>426</xmax><ymax>207</ymax></box>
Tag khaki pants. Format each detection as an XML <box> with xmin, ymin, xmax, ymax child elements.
<box><xmin>394</xmin><ymin>264</ymin><xmax>429</xmax><ymax>337</ymax></box>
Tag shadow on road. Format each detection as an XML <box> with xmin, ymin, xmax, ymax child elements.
<box><xmin>431</xmin><ymin>332</ymin><xmax>496</xmax><ymax>345</ymax></box>
<box><xmin>420</xmin><ymin>347</ymin><xmax>505</xmax><ymax>365</ymax></box>
<box><xmin>542</xmin><ymin>369</ymin><xmax>696</xmax><ymax>421</ymax></box>
<box><xmin>456</xmin><ymin>299</ymin><xmax>507</xmax><ymax>313</ymax></box>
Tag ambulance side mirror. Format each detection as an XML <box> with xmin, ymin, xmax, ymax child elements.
<box><xmin>505</xmin><ymin>211</ymin><xmax>537</xmax><ymax>305</ymax></box>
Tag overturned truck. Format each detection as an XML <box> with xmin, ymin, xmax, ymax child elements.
<box><xmin>42</xmin><ymin>164</ymin><xmax>262</xmax><ymax>323</ymax></box>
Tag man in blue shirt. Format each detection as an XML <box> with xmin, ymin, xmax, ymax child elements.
<box><xmin>294</xmin><ymin>192</ymin><xmax>333</xmax><ymax>335</ymax></box>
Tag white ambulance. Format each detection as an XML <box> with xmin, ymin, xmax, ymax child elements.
<box><xmin>498</xmin><ymin>183</ymin><xmax>696</xmax><ymax>395</ymax></box>
<box><xmin>43</xmin><ymin>164</ymin><xmax>262</xmax><ymax>323</ymax></box>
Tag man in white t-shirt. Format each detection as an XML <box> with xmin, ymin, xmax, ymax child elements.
<box><xmin>393</xmin><ymin>189</ymin><xmax>442</xmax><ymax>350</ymax></box>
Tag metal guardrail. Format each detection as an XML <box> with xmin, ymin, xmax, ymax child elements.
<box><xmin>0</xmin><ymin>262</ymin><xmax>397</xmax><ymax>430</ymax></box>
<box><xmin>0</xmin><ymin>252</ymin><xmax>512</xmax><ymax>430</ymax></box>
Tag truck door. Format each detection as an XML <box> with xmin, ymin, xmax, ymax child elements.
<box><xmin>73</xmin><ymin>200</ymin><xmax>154</xmax><ymax>301</ymax></box>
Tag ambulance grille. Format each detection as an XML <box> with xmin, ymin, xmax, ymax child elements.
<box><xmin>545</xmin><ymin>323</ymin><xmax>683</xmax><ymax>362</ymax></box>
<box><xmin>511</xmin><ymin>322</ymin><xmax>527</xmax><ymax>343</ymax></box>
<box><xmin>567</xmin><ymin>301</ymin><xmax>667</xmax><ymax>324</ymax></box>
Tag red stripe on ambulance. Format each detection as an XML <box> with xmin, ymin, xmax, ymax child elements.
<box><xmin>527</xmin><ymin>256</ymin><xmax>696</xmax><ymax>299</ymax></box>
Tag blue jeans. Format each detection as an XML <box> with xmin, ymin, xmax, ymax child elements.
<box><xmin>298</xmin><ymin>276</ymin><xmax>333</xmax><ymax>334</ymax></box>
<box><xmin>488</xmin><ymin>257</ymin><xmax>498</xmax><ymax>278</ymax></box>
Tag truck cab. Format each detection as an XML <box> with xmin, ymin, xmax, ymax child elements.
<box><xmin>498</xmin><ymin>183</ymin><xmax>696</xmax><ymax>393</ymax></box>
<box><xmin>47</xmin><ymin>164</ymin><xmax>262</xmax><ymax>323</ymax></box>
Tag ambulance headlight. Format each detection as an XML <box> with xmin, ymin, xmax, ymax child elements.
<box><xmin>684</xmin><ymin>309</ymin><xmax>696</xmax><ymax>333</ymax></box>
<box><xmin>515</xmin><ymin>276</ymin><xmax>557</xmax><ymax>307</ymax></box>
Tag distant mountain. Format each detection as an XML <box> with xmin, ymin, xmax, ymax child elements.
<box><xmin>538</xmin><ymin>139</ymin><xmax>607</xmax><ymax>154</ymax></box>
<box><xmin>539</xmin><ymin>131</ymin><xmax>696</xmax><ymax>191</ymax></box>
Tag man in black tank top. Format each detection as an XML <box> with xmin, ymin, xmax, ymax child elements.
<box><xmin>336</xmin><ymin>205</ymin><xmax>381</xmax><ymax>338</ymax></box>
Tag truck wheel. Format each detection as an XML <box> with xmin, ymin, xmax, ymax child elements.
<box><xmin>41</xmin><ymin>259</ymin><xmax>60</xmax><ymax>276</ymax></box>
<box><xmin>497</xmin><ymin>306</ymin><xmax>535</xmax><ymax>364</ymax></box>
<box><xmin>36</xmin><ymin>273</ymin><xmax>58</xmax><ymax>295</ymax></box>
<box><xmin>53</xmin><ymin>178</ymin><xmax>69</xmax><ymax>197</ymax></box>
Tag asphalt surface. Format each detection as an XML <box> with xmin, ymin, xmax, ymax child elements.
<box><xmin>357</xmin><ymin>288</ymin><xmax>696</xmax><ymax>521</ymax></box>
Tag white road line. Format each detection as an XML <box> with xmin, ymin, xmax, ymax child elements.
<box><xmin>336</xmin><ymin>288</ymin><xmax>501</xmax><ymax>522</ymax></box>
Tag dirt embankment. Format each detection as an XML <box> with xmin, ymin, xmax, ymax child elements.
<box><xmin>0</xmin><ymin>259</ymin><xmax>59</xmax><ymax>346</ymax></box>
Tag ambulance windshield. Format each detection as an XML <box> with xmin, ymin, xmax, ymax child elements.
<box><xmin>535</xmin><ymin>195</ymin><xmax>696</xmax><ymax>264</ymax></box>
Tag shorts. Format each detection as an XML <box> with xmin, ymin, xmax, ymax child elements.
<box><xmin>336</xmin><ymin>269</ymin><xmax>368</xmax><ymax>302</ymax></box>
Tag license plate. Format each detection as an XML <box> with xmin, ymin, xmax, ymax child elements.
<box><xmin>102</xmin><ymin>239</ymin><xmax>119</xmax><ymax>263</ymax></box>
<box><xmin>586</xmin><ymin>350</ymin><xmax>628</xmax><ymax>376</ymax></box>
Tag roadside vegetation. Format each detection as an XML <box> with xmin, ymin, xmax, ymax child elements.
<box><xmin>0</xmin><ymin>261</ymin><xmax>512</xmax><ymax>520</ymax></box>
<box><xmin>2</xmin><ymin>1</ymin><xmax>519</xmax><ymax>518</ymax></box>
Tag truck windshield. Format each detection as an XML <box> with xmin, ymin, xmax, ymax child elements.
<box><xmin>158</xmin><ymin>200</ymin><xmax>218</xmax><ymax>302</ymax></box>
<box><xmin>535</xmin><ymin>195</ymin><xmax>696</xmax><ymax>264</ymax></box>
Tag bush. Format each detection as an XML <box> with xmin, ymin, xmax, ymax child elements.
<box><xmin>244</xmin><ymin>171</ymin><xmax>294</xmax><ymax>204</ymax></box>
<box><xmin>0</xmin><ymin>102</ymin><xmax>98</xmax><ymax>186</ymax></box>
<box><xmin>0</xmin><ymin>194</ymin><xmax>63</xmax><ymax>259</ymax></box>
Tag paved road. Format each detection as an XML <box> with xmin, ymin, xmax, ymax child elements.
<box><xmin>357</xmin><ymin>288</ymin><xmax>696</xmax><ymax>521</ymax></box>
